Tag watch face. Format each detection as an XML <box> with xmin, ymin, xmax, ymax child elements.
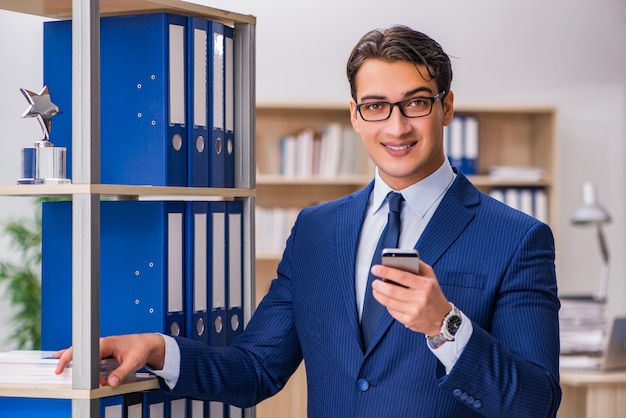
<box><xmin>446</xmin><ymin>314</ymin><xmax>462</xmax><ymax>336</ymax></box>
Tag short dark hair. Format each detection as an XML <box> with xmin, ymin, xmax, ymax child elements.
<box><xmin>346</xmin><ymin>25</ymin><xmax>452</xmax><ymax>100</ymax></box>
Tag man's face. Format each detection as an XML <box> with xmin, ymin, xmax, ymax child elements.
<box><xmin>350</xmin><ymin>59</ymin><xmax>454</xmax><ymax>190</ymax></box>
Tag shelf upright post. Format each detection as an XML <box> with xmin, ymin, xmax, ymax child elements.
<box><xmin>234</xmin><ymin>22</ymin><xmax>256</xmax><ymax>191</ymax></box>
<box><xmin>71</xmin><ymin>0</ymin><xmax>101</xmax><ymax>416</ymax></box>
<box><xmin>234</xmin><ymin>21</ymin><xmax>256</xmax><ymax>343</ymax></box>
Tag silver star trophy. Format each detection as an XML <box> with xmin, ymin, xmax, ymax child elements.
<box><xmin>18</xmin><ymin>86</ymin><xmax>71</xmax><ymax>184</ymax></box>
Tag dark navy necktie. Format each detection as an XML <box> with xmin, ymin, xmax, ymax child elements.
<box><xmin>361</xmin><ymin>191</ymin><xmax>403</xmax><ymax>348</ymax></box>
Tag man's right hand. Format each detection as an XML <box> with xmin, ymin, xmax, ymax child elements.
<box><xmin>53</xmin><ymin>333</ymin><xmax>166</xmax><ymax>388</ymax></box>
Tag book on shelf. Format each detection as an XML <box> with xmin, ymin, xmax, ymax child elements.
<box><xmin>489</xmin><ymin>187</ymin><xmax>548</xmax><ymax>223</ymax></box>
<box><xmin>318</xmin><ymin>123</ymin><xmax>343</xmax><ymax>178</ymax></box>
<box><xmin>256</xmin><ymin>206</ymin><xmax>299</xmax><ymax>256</ymax></box>
<box><xmin>444</xmin><ymin>115</ymin><xmax>479</xmax><ymax>175</ymax></box>
<box><xmin>277</xmin><ymin>123</ymin><xmax>372</xmax><ymax>179</ymax></box>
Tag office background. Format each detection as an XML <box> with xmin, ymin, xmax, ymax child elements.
<box><xmin>0</xmin><ymin>0</ymin><xmax>624</xmax><ymax>351</ymax></box>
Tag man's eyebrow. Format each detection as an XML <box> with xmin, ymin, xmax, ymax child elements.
<box><xmin>358</xmin><ymin>94</ymin><xmax>387</xmax><ymax>102</ymax></box>
<box><xmin>404</xmin><ymin>86</ymin><xmax>434</xmax><ymax>97</ymax></box>
<box><xmin>358</xmin><ymin>86</ymin><xmax>434</xmax><ymax>102</ymax></box>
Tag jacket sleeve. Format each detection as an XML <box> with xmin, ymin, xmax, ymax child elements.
<box><xmin>437</xmin><ymin>221</ymin><xmax>561</xmax><ymax>417</ymax></box>
<box><xmin>160</xmin><ymin>219</ymin><xmax>305</xmax><ymax>408</ymax></box>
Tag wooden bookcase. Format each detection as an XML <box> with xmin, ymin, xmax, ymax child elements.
<box><xmin>256</xmin><ymin>102</ymin><xmax>557</xmax><ymax>264</ymax></box>
<box><xmin>0</xmin><ymin>1</ymin><xmax>256</xmax><ymax>418</ymax></box>
<box><xmin>254</xmin><ymin>102</ymin><xmax>557</xmax><ymax>418</ymax></box>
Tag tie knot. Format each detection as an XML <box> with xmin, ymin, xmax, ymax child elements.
<box><xmin>387</xmin><ymin>192</ymin><xmax>403</xmax><ymax>213</ymax></box>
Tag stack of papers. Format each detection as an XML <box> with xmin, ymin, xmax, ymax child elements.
<box><xmin>559</xmin><ymin>296</ymin><xmax>607</xmax><ymax>355</ymax></box>
<box><xmin>489</xmin><ymin>166</ymin><xmax>545</xmax><ymax>180</ymax></box>
<box><xmin>0</xmin><ymin>350</ymin><xmax>120</xmax><ymax>385</ymax></box>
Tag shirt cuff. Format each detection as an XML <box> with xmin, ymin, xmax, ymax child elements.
<box><xmin>426</xmin><ymin>310</ymin><xmax>473</xmax><ymax>374</ymax></box>
<box><xmin>146</xmin><ymin>333</ymin><xmax>181</xmax><ymax>390</ymax></box>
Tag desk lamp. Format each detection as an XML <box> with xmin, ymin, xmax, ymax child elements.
<box><xmin>570</xmin><ymin>181</ymin><xmax>611</xmax><ymax>301</ymax></box>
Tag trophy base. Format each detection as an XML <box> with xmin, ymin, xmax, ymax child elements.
<box><xmin>20</xmin><ymin>146</ymin><xmax>71</xmax><ymax>185</ymax></box>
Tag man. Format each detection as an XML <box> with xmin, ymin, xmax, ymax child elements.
<box><xmin>56</xmin><ymin>25</ymin><xmax>561</xmax><ymax>417</ymax></box>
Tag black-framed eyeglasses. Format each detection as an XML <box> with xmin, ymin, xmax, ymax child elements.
<box><xmin>355</xmin><ymin>91</ymin><xmax>447</xmax><ymax>122</ymax></box>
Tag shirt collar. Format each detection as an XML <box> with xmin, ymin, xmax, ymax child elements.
<box><xmin>371</xmin><ymin>159</ymin><xmax>456</xmax><ymax>218</ymax></box>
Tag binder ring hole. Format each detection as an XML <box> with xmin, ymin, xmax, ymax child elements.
<box><xmin>231</xmin><ymin>314</ymin><xmax>239</xmax><ymax>332</ymax></box>
<box><xmin>170</xmin><ymin>321</ymin><xmax>181</xmax><ymax>336</ymax></box>
<box><xmin>215</xmin><ymin>137</ymin><xmax>222</xmax><ymax>154</ymax></box>
<box><xmin>227</xmin><ymin>138</ymin><xmax>233</xmax><ymax>155</ymax></box>
<box><xmin>214</xmin><ymin>316</ymin><xmax>223</xmax><ymax>333</ymax></box>
<box><xmin>196</xmin><ymin>136</ymin><xmax>205</xmax><ymax>153</ymax></box>
<box><xmin>172</xmin><ymin>134</ymin><xmax>183</xmax><ymax>151</ymax></box>
<box><xmin>196</xmin><ymin>318</ymin><xmax>205</xmax><ymax>336</ymax></box>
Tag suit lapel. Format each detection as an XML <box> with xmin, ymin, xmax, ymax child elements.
<box><xmin>367</xmin><ymin>173</ymin><xmax>479</xmax><ymax>352</ymax></box>
<box><xmin>416</xmin><ymin>172</ymin><xmax>479</xmax><ymax>266</ymax></box>
<box><xmin>336</xmin><ymin>182</ymin><xmax>374</xmax><ymax>349</ymax></box>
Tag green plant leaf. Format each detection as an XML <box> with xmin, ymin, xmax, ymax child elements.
<box><xmin>0</xmin><ymin>200</ymin><xmax>44</xmax><ymax>350</ymax></box>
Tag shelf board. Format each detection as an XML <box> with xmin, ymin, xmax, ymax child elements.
<box><xmin>0</xmin><ymin>0</ymin><xmax>256</xmax><ymax>24</ymax></box>
<box><xmin>0</xmin><ymin>374</ymin><xmax>159</xmax><ymax>399</ymax></box>
<box><xmin>256</xmin><ymin>252</ymin><xmax>283</xmax><ymax>261</ymax></box>
<box><xmin>256</xmin><ymin>102</ymin><xmax>556</xmax><ymax>115</ymax></box>
<box><xmin>0</xmin><ymin>184</ymin><xmax>256</xmax><ymax>199</ymax></box>
<box><xmin>256</xmin><ymin>174</ymin><xmax>549</xmax><ymax>188</ymax></box>
<box><xmin>560</xmin><ymin>369</ymin><xmax>626</xmax><ymax>387</ymax></box>
<box><xmin>256</xmin><ymin>102</ymin><xmax>350</xmax><ymax>112</ymax></box>
<box><xmin>257</xmin><ymin>174</ymin><xmax>372</xmax><ymax>186</ymax></box>
<box><xmin>470</xmin><ymin>175</ymin><xmax>551</xmax><ymax>187</ymax></box>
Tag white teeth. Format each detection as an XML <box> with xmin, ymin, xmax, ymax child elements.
<box><xmin>385</xmin><ymin>143</ymin><xmax>413</xmax><ymax>151</ymax></box>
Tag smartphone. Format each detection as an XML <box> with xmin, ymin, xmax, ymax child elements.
<box><xmin>381</xmin><ymin>248</ymin><xmax>420</xmax><ymax>287</ymax></box>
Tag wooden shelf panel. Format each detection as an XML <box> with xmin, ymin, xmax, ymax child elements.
<box><xmin>0</xmin><ymin>0</ymin><xmax>256</xmax><ymax>24</ymax></box>
<box><xmin>257</xmin><ymin>174</ymin><xmax>371</xmax><ymax>186</ymax></box>
<box><xmin>257</xmin><ymin>174</ymin><xmax>550</xmax><ymax>188</ymax></box>
<box><xmin>0</xmin><ymin>184</ymin><xmax>256</xmax><ymax>199</ymax></box>
<box><xmin>256</xmin><ymin>252</ymin><xmax>282</xmax><ymax>261</ymax></box>
<box><xmin>560</xmin><ymin>370</ymin><xmax>626</xmax><ymax>387</ymax></box>
<box><xmin>257</xmin><ymin>183</ymin><xmax>360</xmax><ymax>208</ymax></box>
<box><xmin>469</xmin><ymin>175</ymin><xmax>551</xmax><ymax>188</ymax></box>
<box><xmin>0</xmin><ymin>374</ymin><xmax>159</xmax><ymax>400</ymax></box>
<box><xmin>256</xmin><ymin>101</ymin><xmax>556</xmax><ymax>114</ymax></box>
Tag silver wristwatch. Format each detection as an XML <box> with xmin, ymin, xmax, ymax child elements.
<box><xmin>427</xmin><ymin>303</ymin><xmax>462</xmax><ymax>348</ymax></box>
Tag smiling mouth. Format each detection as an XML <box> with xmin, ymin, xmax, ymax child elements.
<box><xmin>383</xmin><ymin>142</ymin><xmax>416</xmax><ymax>151</ymax></box>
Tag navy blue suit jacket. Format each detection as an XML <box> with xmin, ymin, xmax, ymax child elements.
<box><xmin>165</xmin><ymin>172</ymin><xmax>561</xmax><ymax>417</ymax></box>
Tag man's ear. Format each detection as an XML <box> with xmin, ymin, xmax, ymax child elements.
<box><xmin>349</xmin><ymin>99</ymin><xmax>361</xmax><ymax>134</ymax></box>
<box><xmin>442</xmin><ymin>91</ymin><xmax>455</xmax><ymax>126</ymax></box>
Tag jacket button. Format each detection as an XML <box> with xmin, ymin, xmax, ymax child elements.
<box><xmin>357</xmin><ymin>379</ymin><xmax>370</xmax><ymax>391</ymax></box>
<box><xmin>453</xmin><ymin>389</ymin><xmax>462</xmax><ymax>397</ymax></box>
<box><xmin>473</xmin><ymin>399</ymin><xmax>482</xmax><ymax>409</ymax></box>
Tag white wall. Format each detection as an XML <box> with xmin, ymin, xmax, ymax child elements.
<box><xmin>0</xmin><ymin>0</ymin><xmax>624</xmax><ymax>349</ymax></box>
<box><xmin>0</xmin><ymin>11</ymin><xmax>46</xmax><ymax>350</ymax></box>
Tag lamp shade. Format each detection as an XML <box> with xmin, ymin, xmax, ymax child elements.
<box><xmin>570</xmin><ymin>181</ymin><xmax>611</xmax><ymax>225</ymax></box>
